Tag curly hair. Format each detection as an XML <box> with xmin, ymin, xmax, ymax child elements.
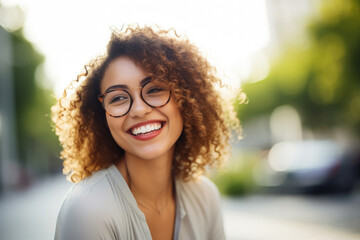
<box><xmin>52</xmin><ymin>25</ymin><xmax>240</xmax><ymax>183</ymax></box>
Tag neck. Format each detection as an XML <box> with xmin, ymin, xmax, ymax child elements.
<box><xmin>117</xmin><ymin>151</ymin><xmax>174</xmax><ymax>207</ymax></box>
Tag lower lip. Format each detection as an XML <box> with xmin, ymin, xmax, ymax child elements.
<box><xmin>130</xmin><ymin>124</ymin><xmax>165</xmax><ymax>141</ymax></box>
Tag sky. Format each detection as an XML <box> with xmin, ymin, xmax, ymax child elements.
<box><xmin>1</xmin><ymin>0</ymin><xmax>270</xmax><ymax>97</ymax></box>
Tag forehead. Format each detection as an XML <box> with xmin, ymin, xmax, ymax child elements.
<box><xmin>100</xmin><ymin>57</ymin><xmax>147</xmax><ymax>93</ymax></box>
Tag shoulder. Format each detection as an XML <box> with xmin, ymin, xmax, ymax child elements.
<box><xmin>55</xmin><ymin>167</ymin><xmax>122</xmax><ymax>239</ymax></box>
<box><xmin>65</xmin><ymin>168</ymin><xmax>114</xmax><ymax>205</ymax></box>
<box><xmin>177</xmin><ymin>176</ymin><xmax>221</xmax><ymax>200</ymax></box>
<box><xmin>176</xmin><ymin>175</ymin><xmax>222</xmax><ymax>217</ymax></box>
<box><xmin>176</xmin><ymin>176</ymin><xmax>225</xmax><ymax>239</ymax></box>
<box><xmin>56</xmin><ymin>169</ymin><xmax>116</xmax><ymax>229</ymax></box>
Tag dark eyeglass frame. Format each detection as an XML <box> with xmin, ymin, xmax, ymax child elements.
<box><xmin>97</xmin><ymin>81</ymin><xmax>171</xmax><ymax>118</ymax></box>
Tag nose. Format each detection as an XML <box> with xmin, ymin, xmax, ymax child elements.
<box><xmin>128</xmin><ymin>94</ymin><xmax>152</xmax><ymax>118</ymax></box>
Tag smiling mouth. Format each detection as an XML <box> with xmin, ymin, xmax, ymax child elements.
<box><xmin>129</xmin><ymin>122</ymin><xmax>165</xmax><ymax>136</ymax></box>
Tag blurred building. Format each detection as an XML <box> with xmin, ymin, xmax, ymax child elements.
<box><xmin>0</xmin><ymin>25</ymin><xmax>21</xmax><ymax>194</ymax></box>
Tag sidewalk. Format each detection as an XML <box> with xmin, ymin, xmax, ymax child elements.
<box><xmin>222</xmin><ymin>196</ymin><xmax>360</xmax><ymax>240</ymax></box>
<box><xmin>0</xmin><ymin>175</ymin><xmax>72</xmax><ymax>240</ymax></box>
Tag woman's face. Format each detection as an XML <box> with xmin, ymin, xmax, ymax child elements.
<box><xmin>100</xmin><ymin>57</ymin><xmax>183</xmax><ymax>160</ymax></box>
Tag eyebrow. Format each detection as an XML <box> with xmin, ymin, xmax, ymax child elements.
<box><xmin>104</xmin><ymin>76</ymin><xmax>152</xmax><ymax>93</ymax></box>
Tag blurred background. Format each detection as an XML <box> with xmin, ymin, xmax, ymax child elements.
<box><xmin>0</xmin><ymin>0</ymin><xmax>359</xmax><ymax>239</ymax></box>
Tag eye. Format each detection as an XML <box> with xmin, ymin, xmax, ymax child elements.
<box><xmin>106</xmin><ymin>91</ymin><xmax>130</xmax><ymax>105</ymax></box>
<box><xmin>110</xmin><ymin>95</ymin><xmax>128</xmax><ymax>103</ymax></box>
<box><xmin>147</xmin><ymin>86</ymin><xmax>166</xmax><ymax>94</ymax></box>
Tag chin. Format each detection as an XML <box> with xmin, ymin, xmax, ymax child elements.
<box><xmin>126</xmin><ymin>145</ymin><xmax>174</xmax><ymax>161</ymax></box>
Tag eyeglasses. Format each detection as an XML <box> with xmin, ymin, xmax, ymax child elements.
<box><xmin>98</xmin><ymin>81</ymin><xmax>171</xmax><ymax>118</ymax></box>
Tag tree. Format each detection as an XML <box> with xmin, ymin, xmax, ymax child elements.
<box><xmin>236</xmin><ymin>0</ymin><xmax>360</xmax><ymax>137</ymax></box>
<box><xmin>11</xmin><ymin>28</ymin><xmax>61</xmax><ymax>176</ymax></box>
<box><xmin>0</xmin><ymin>4</ymin><xmax>61</xmax><ymax>188</ymax></box>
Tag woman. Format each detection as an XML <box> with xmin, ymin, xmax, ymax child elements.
<box><xmin>53</xmin><ymin>25</ymin><xmax>239</xmax><ymax>240</ymax></box>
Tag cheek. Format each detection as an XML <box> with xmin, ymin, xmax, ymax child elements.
<box><xmin>105</xmin><ymin>115</ymin><xmax>125</xmax><ymax>141</ymax></box>
<box><xmin>177</xmin><ymin>110</ymin><xmax>184</xmax><ymax>130</ymax></box>
<box><xmin>105</xmin><ymin>115</ymin><xmax>113</xmax><ymax>131</ymax></box>
<box><xmin>170</xmin><ymin>107</ymin><xmax>184</xmax><ymax>136</ymax></box>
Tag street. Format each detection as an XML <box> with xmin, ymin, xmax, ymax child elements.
<box><xmin>223</xmin><ymin>193</ymin><xmax>360</xmax><ymax>239</ymax></box>
<box><xmin>0</xmin><ymin>175</ymin><xmax>359</xmax><ymax>240</ymax></box>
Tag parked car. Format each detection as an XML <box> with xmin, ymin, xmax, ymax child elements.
<box><xmin>255</xmin><ymin>140</ymin><xmax>360</xmax><ymax>194</ymax></box>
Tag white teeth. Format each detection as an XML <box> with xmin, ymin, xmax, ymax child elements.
<box><xmin>131</xmin><ymin>122</ymin><xmax>162</xmax><ymax>135</ymax></box>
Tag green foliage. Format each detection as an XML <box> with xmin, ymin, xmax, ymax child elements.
<box><xmin>236</xmin><ymin>0</ymin><xmax>360</xmax><ymax>135</ymax></box>
<box><xmin>10</xmin><ymin>28</ymin><xmax>61</xmax><ymax>174</ymax></box>
<box><xmin>212</xmin><ymin>153</ymin><xmax>258</xmax><ymax>196</ymax></box>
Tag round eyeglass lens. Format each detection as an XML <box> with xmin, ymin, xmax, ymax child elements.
<box><xmin>141</xmin><ymin>82</ymin><xmax>171</xmax><ymax>107</ymax></box>
<box><xmin>103</xmin><ymin>90</ymin><xmax>131</xmax><ymax>117</ymax></box>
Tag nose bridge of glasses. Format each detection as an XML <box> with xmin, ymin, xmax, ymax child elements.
<box><xmin>125</xmin><ymin>86</ymin><xmax>145</xmax><ymax>104</ymax></box>
<box><xmin>128</xmin><ymin>91</ymin><xmax>152</xmax><ymax>118</ymax></box>
<box><xmin>129</xmin><ymin>86</ymin><xmax>151</xmax><ymax>106</ymax></box>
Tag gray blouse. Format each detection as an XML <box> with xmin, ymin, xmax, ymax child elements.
<box><xmin>55</xmin><ymin>165</ymin><xmax>225</xmax><ymax>240</ymax></box>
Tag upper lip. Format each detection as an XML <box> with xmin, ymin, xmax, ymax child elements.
<box><xmin>126</xmin><ymin>120</ymin><xmax>165</xmax><ymax>132</ymax></box>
